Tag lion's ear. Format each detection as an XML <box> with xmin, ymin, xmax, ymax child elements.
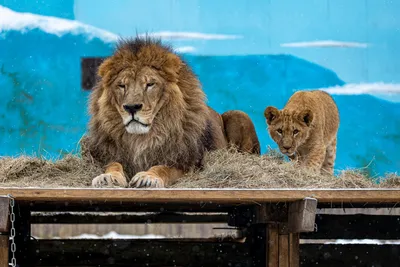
<box><xmin>298</xmin><ymin>109</ymin><xmax>314</xmax><ymax>126</ymax></box>
<box><xmin>164</xmin><ymin>53</ymin><xmax>183</xmax><ymax>81</ymax></box>
<box><xmin>98</xmin><ymin>58</ymin><xmax>114</xmax><ymax>78</ymax></box>
<box><xmin>264</xmin><ymin>106</ymin><xmax>280</xmax><ymax>125</ymax></box>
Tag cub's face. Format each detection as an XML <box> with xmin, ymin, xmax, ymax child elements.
<box><xmin>264</xmin><ymin>106</ymin><xmax>314</xmax><ymax>156</ymax></box>
<box><xmin>111</xmin><ymin>66</ymin><xmax>166</xmax><ymax>134</ymax></box>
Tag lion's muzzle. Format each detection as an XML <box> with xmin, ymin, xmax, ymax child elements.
<box><xmin>123</xmin><ymin>104</ymin><xmax>143</xmax><ymax>114</ymax></box>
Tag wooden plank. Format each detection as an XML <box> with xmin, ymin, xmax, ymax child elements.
<box><xmin>34</xmin><ymin>239</ymin><xmax>251</xmax><ymax>267</ymax></box>
<box><xmin>288</xmin><ymin>198</ymin><xmax>317</xmax><ymax>233</ymax></box>
<box><xmin>0</xmin><ymin>197</ymin><xmax>9</xmax><ymax>232</ymax></box>
<box><xmin>278</xmin><ymin>234</ymin><xmax>289</xmax><ymax>267</ymax></box>
<box><xmin>27</xmin><ymin>202</ymin><xmax>234</xmax><ymax>212</ymax></box>
<box><xmin>301</xmin><ymin>214</ymin><xmax>400</xmax><ymax>239</ymax></box>
<box><xmin>289</xmin><ymin>234</ymin><xmax>299</xmax><ymax>267</ymax></box>
<box><xmin>0</xmin><ymin>188</ymin><xmax>399</xmax><ymax>204</ymax></box>
<box><xmin>300</xmin><ymin>244</ymin><xmax>400</xmax><ymax>267</ymax></box>
<box><xmin>268</xmin><ymin>224</ymin><xmax>279</xmax><ymax>267</ymax></box>
<box><xmin>0</xmin><ymin>236</ymin><xmax>8</xmax><ymax>267</ymax></box>
<box><xmin>31</xmin><ymin>211</ymin><xmax>229</xmax><ymax>224</ymax></box>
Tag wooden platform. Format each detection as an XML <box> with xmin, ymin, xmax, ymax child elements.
<box><xmin>1</xmin><ymin>187</ymin><xmax>399</xmax><ymax>203</ymax></box>
<box><xmin>0</xmin><ymin>187</ymin><xmax>400</xmax><ymax>267</ymax></box>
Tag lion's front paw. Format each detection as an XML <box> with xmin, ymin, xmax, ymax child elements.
<box><xmin>92</xmin><ymin>173</ymin><xmax>127</xmax><ymax>188</ymax></box>
<box><xmin>129</xmin><ymin>172</ymin><xmax>165</xmax><ymax>188</ymax></box>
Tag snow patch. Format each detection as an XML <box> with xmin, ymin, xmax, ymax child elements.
<box><xmin>141</xmin><ymin>31</ymin><xmax>242</xmax><ymax>40</ymax></box>
<box><xmin>301</xmin><ymin>239</ymin><xmax>400</xmax><ymax>245</ymax></box>
<box><xmin>175</xmin><ymin>46</ymin><xmax>196</xmax><ymax>53</ymax></box>
<box><xmin>313</xmin><ymin>83</ymin><xmax>400</xmax><ymax>96</ymax></box>
<box><xmin>281</xmin><ymin>40</ymin><xmax>368</xmax><ymax>48</ymax></box>
<box><xmin>329</xmin><ymin>239</ymin><xmax>400</xmax><ymax>245</ymax></box>
<box><xmin>0</xmin><ymin>5</ymin><xmax>119</xmax><ymax>42</ymax></box>
<box><xmin>34</xmin><ymin>231</ymin><xmax>165</xmax><ymax>240</ymax></box>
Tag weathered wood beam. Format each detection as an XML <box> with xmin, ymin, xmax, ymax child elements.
<box><xmin>0</xmin><ymin>197</ymin><xmax>9</xmax><ymax>232</ymax></box>
<box><xmin>1</xmin><ymin>188</ymin><xmax>399</xmax><ymax>204</ymax></box>
<box><xmin>288</xmin><ymin>198</ymin><xmax>318</xmax><ymax>233</ymax></box>
<box><xmin>0</xmin><ymin>196</ymin><xmax>9</xmax><ymax>267</ymax></box>
<box><xmin>31</xmin><ymin>211</ymin><xmax>229</xmax><ymax>224</ymax></box>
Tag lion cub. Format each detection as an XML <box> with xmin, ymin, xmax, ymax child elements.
<box><xmin>264</xmin><ymin>90</ymin><xmax>339</xmax><ymax>175</ymax></box>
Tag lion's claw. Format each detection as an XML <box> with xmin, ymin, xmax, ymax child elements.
<box><xmin>129</xmin><ymin>172</ymin><xmax>165</xmax><ymax>188</ymax></box>
<box><xmin>92</xmin><ymin>173</ymin><xmax>127</xmax><ymax>188</ymax></box>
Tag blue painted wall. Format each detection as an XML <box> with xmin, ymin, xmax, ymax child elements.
<box><xmin>0</xmin><ymin>0</ymin><xmax>399</xmax><ymax>176</ymax></box>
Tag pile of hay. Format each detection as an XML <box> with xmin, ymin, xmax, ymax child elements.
<box><xmin>0</xmin><ymin>148</ymin><xmax>399</xmax><ymax>188</ymax></box>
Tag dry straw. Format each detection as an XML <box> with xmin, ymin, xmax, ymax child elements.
<box><xmin>0</xmin><ymin>147</ymin><xmax>398</xmax><ymax>189</ymax></box>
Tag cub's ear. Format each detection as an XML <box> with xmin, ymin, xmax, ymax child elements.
<box><xmin>298</xmin><ymin>109</ymin><xmax>314</xmax><ymax>126</ymax></box>
<box><xmin>264</xmin><ymin>106</ymin><xmax>280</xmax><ymax>125</ymax></box>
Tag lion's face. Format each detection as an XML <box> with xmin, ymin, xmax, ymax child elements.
<box><xmin>109</xmin><ymin>66</ymin><xmax>167</xmax><ymax>134</ymax></box>
<box><xmin>264</xmin><ymin>106</ymin><xmax>314</xmax><ymax>156</ymax></box>
<box><xmin>95</xmin><ymin>40</ymin><xmax>186</xmax><ymax>136</ymax></box>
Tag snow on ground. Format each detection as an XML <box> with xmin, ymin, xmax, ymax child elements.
<box><xmin>281</xmin><ymin>40</ymin><xmax>368</xmax><ymax>48</ymax></box>
<box><xmin>301</xmin><ymin>239</ymin><xmax>400</xmax><ymax>245</ymax></box>
<box><xmin>34</xmin><ymin>231</ymin><xmax>165</xmax><ymax>240</ymax></box>
<box><xmin>0</xmin><ymin>5</ymin><xmax>118</xmax><ymax>42</ymax></box>
<box><xmin>316</xmin><ymin>82</ymin><xmax>400</xmax><ymax>95</ymax></box>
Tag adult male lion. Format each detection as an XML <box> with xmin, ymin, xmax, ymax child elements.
<box><xmin>86</xmin><ymin>37</ymin><xmax>260</xmax><ymax>188</ymax></box>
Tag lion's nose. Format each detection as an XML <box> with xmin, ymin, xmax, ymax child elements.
<box><xmin>282</xmin><ymin>145</ymin><xmax>291</xmax><ymax>150</ymax></box>
<box><xmin>123</xmin><ymin>104</ymin><xmax>143</xmax><ymax>114</ymax></box>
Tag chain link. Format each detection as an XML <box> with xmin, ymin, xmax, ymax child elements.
<box><xmin>7</xmin><ymin>194</ymin><xmax>17</xmax><ymax>267</ymax></box>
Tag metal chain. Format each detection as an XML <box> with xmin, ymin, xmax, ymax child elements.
<box><xmin>7</xmin><ymin>194</ymin><xmax>17</xmax><ymax>267</ymax></box>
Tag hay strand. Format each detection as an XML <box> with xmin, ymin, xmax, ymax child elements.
<box><xmin>0</xmin><ymin>148</ymin><xmax>398</xmax><ymax>189</ymax></box>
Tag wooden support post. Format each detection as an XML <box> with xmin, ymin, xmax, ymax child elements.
<box><xmin>289</xmin><ymin>234</ymin><xmax>299</xmax><ymax>267</ymax></box>
<box><xmin>268</xmin><ymin>224</ymin><xmax>279</xmax><ymax>267</ymax></box>
<box><xmin>0</xmin><ymin>196</ymin><xmax>10</xmax><ymax>267</ymax></box>
<box><xmin>239</xmin><ymin>199</ymin><xmax>316</xmax><ymax>267</ymax></box>
<box><xmin>266</xmin><ymin>224</ymin><xmax>300</xmax><ymax>267</ymax></box>
<box><xmin>278</xmin><ymin>233</ymin><xmax>289</xmax><ymax>267</ymax></box>
<box><xmin>0</xmin><ymin>236</ymin><xmax>8</xmax><ymax>267</ymax></box>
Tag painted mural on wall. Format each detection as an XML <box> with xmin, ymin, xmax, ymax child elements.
<box><xmin>0</xmin><ymin>0</ymin><xmax>399</xmax><ymax>176</ymax></box>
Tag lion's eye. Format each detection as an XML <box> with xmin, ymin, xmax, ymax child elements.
<box><xmin>118</xmin><ymin>84</ymin><xmax>125</xmax><ymax>90</ymax></box>
<box><xmin>146</xmin><ymin>82</ymin><xmax>155</xmax><ymax>88</ymax></box>
<box><xmin>277</xmin><ymin>129</ymin><xmax>283</xmax><ymax>134</ymax></box>
<box><xmin>293</xmin><ymin>129</ymin><xmax>299</xmax><ymax>135</ymax></box>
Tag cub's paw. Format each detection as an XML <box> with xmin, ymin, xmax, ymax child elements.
<box><xmin>92</xmin><ymin>173</ymin><xmax>128</xmax><ymax>188</ymax></box>
<box><xmin>129</xmin><ymin>172</ymin><xmax>165</xmax><ymax>188</ymax></box>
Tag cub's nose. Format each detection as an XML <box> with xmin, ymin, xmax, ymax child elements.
<box><xmin>282</xmin><ymin>145</ymin><xmax>291</xmax><ymax>150</ymax></box>
<box><xmin>123</xmin><ymin>104</ymin><xmax>143</xmax><ymax>114</ymax></box>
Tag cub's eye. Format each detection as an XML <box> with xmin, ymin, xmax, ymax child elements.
<box><xmin>277</xmin><ymin>129</ymin><xmax>283</xmax><ymax>134</ymax></box>
<box><xmin>146</xmin><ymin>82</ymin><xmax>155</xmax><ymax>88</ymax></box>
<box><xmin>118</xmin><ymin>84</ymin><xmax>125</xmax><ymax>90</ymax></box>
<box><xmin>293</xmin><ymin>129</ymin><xmax>299</xmax><ymax>135</ymax></box>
